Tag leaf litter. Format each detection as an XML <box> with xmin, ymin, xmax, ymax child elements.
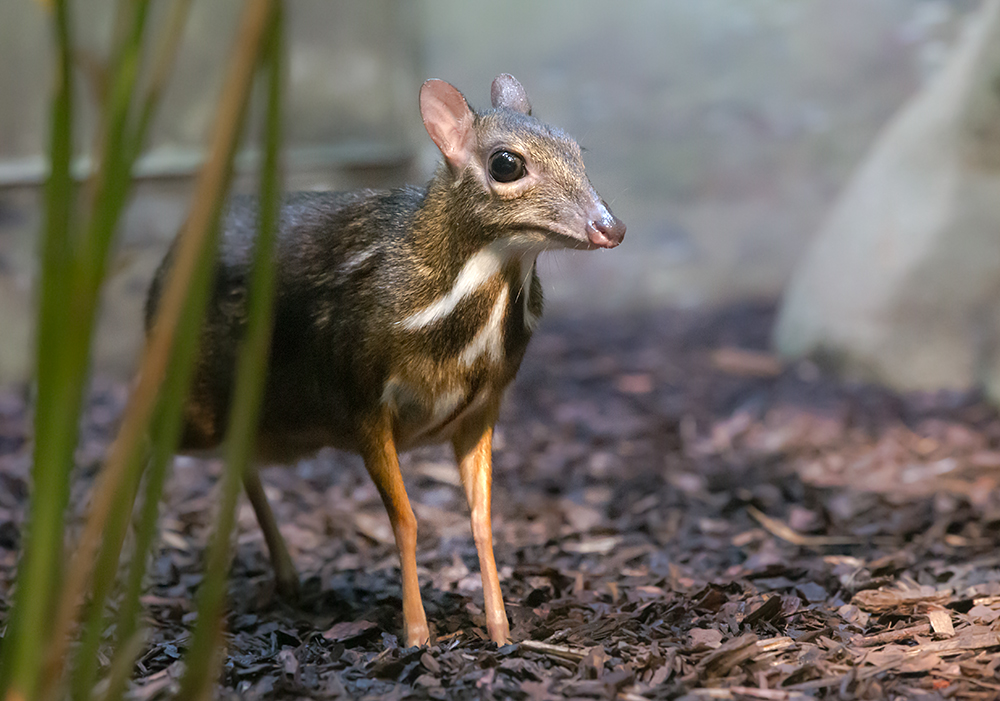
<box><xmin>2</xmin><ymin>303</ymin><xmax>1000</xmax><ymax>698</ymax></box>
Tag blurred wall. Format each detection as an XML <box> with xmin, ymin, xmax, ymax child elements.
<box><xmin>0</xmin><ymin>0</ymin><xmax>975</xmax><ymax>380</ymax></box>
<box><xmin>415</xmin><ymin>0</ymin><xmax>973</xmax><ymax>312</ymax></box>
<box><xmin>0</xmin><ymin>2</ymin><xmax>419</xmax><ymax>166</ymax></box>
<box><xmin>0</xmin><ymin>0</ymin><xmax>421</xmax><ymax>381</ymax></box>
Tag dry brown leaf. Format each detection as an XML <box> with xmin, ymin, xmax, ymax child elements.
<box><xmin>859</xmin><ymin>623</ymin><xmax>930</xmax><ymax>646</ymax></box>
<box><xmin>580</xmin><ymin>645</ymin><xmax>609</xmax><ymax>677</ymax></box>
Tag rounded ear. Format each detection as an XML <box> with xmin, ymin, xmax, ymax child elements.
<box><xmin>491</xmin><ymin>73</ymin><xmax>532</xmax><ymax>115</ymax></box>
<box><xmin>419</xmin><ymin>79</ymin><xmax>476</xmax><ymax>172</ymax></box>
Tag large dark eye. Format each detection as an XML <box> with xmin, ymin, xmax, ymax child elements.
<box><xmin>488</xmin><ymin>150</ymin><xmax>526</xmax><ymax>183</ymax></box>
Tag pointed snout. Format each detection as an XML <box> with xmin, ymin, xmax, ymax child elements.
<box><xmin>585</xmin><ymin>200</ymin><xmax>625</xmax><ymax>249</ymax></box>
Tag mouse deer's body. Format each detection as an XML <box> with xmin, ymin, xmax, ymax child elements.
<box><xmin>146</xmin><ymin>75</ymin><xmax>624</xmax><ymax>647</ymax></box>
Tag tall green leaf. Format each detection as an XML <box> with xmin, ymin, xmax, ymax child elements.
<box><xmin>177</xmin><ymin>1</ymin><xmax>283</xmax><ymax>695</ymax></box>
<box><xmin>0</xmin><ymin>1</ymin><xmax>76</xmax><ymax>695</ymax></box>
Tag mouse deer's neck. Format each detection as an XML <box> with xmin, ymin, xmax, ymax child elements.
<box><xmin>414</xmin><ymin>166</ymin><xmax>541</xmax><ymax>280</ymax></box>
<box><xmin>400</xmin><ymin>168</ymin><xmax>542</xmax><ymax>333</ymax></box>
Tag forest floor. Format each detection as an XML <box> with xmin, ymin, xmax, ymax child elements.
<box><xmin>3</xmin><ymin>303</ymin><xmax>1000</xmax><ymax>699</ymax></box>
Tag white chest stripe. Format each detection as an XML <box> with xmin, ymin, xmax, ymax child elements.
<box><xmin>459</xmin><ymin>285</ymin><xmax>509</xmax><ymax>367</ymax></box>
<box><xmin>400</xmin><ymin>246</ymin><xmax>504</xmax><ymax>330</ymax></box>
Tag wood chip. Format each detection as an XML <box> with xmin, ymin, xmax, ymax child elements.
<box><xmin>562</xmin><ymin>535</ymin><xmax>621</xmax><ymax>554</ymax></box>
<box><xmin>748</xmin><ymin>505</ymin><xmax>859</xmax><ymax>546</ymax></box>
<box><xmin>520</xmin><ymin>640</ymin><xmax>589</xmax><ymax>662</ymax></box>
<box><xmin>858</xmin><ymin>623</ymin><xmax>931</xmax><ymax>646</ymax></box>
<box><xmin>322</xmin><ymin>620</ymin><xmax>378</xmax><ymax>642</ymax></box>
<box><xmin>927</xmin><ymin>606</ymin><xmax>955</xmax><ymax>636</ymax></box>
<box><xmin>852</xmin><ymin>586</ymin><xmax>952</xmax><ymax>613</ymax></box>
<box><xmin>711</xmin><ymin>347</ymin><xmax>783</xmax><ymax>377</ymax></box>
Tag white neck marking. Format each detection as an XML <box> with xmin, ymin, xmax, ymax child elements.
<box><xmin>401</xmin><ymin>244</ymin><xmax>503</xmax><ymax>330</ymax></box>
<box><xmin>400</xmin><ymin>239</ymin><xmax>540</xmax><ymax>331</ymax></box>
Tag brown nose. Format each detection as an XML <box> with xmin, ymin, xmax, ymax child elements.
<box><xmin>586</xmin><ymin>201</ymin><xmax>626</xmax><ymax>249</ymax></box>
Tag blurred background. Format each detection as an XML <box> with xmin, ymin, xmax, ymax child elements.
<box><xmin>0</xmin><ymin>0</ymin><xmax>981</xmax><ymax>382</ymax></box>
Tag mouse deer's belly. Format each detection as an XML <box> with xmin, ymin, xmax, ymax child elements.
<box><xmin>383</xmin><ymin>376</ymin><xmax>493</xmax><ymax>449</ymax></box>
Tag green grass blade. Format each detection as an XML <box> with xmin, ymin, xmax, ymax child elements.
<box><xmin>27</xmin><ymin>0</ymin><xmax>191</xmax><ymax>693</ymax></box>
<box><xmin>101</xmin><ymin>189</ymin><xmax>223</xmax><ymax>701</ymax></box>
<box><xmin>68</xmin><ymin>440</ymin><xmax>148</xmax><ymax>701</ymax></box>
<box><xmin>62</xmin><ymin>0</ymin><xmax>151</xmax><ymax>354</ymax></box>
<box><xmin>99</xmin><ymin>344</ymin><xmax>204</xmax><ymax>701</ymax></box>
<box><xmin>66</xmin><ymin>1</ymin><xmax>195</xmax><ymax>696</ymax></box>
<box><xmin>176</xmin><ymin>1</ymin><xmax>283</xmax><ymax>696</ymax></box>
<box><xmin>0</xmin><ymin>1</ymin><xmax>76</xmax><ymax>696</ymax></box>
<box><xmin>96</xmin><ymin>629</ymin><xmax>148</xmax><ymax>701</ymax></box>
<box><xmin>126</xmin><ymin>0</ymin><xmax>194</xmax><ymax>165</ymax></box>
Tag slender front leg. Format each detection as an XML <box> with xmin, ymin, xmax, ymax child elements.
<box><xmin>359</xmin><ymin>410</ymin><xmax>430</xmax><ymax>647</ymax></box>
<box><xmin>453</xmin><ymin>416</ymin><xmax>511</xmax><ymax>645</ymax></box>
<box><xmin>243</xmin><ymin>464</ymin><xmax>300</xmax><ymax>600</ymax></box>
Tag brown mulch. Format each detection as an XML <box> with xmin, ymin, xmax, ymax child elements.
<box><xmin>3</xmin><ymin>302</ymin><xmax>1000</xmax><ymax>699</ymax></box>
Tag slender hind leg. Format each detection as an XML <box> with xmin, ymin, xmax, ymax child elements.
<box><xmin>243</xmin><ymin>464</ymin><xmax>300</xmax><ymax>600</ymax></box>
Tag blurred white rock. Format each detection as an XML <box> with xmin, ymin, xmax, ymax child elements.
<box><xmin>775</xmin><ymin>0</ymin><xmax>1000</xmax><ymax>400</ymax></box>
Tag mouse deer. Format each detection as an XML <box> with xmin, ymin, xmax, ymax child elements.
<box><xmin>146</xmin><ymin>73</ymin><xmax>624</xmax><ymax>646</ymax></box>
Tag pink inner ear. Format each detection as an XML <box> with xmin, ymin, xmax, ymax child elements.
<box><xmin>419</xmin><ymin>79</ymin><xmax>475</xmax><ymax>169</ymax></box>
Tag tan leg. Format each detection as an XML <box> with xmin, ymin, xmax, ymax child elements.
<box><xmin>453</xmin><ymin>418</ymin><xmax>511</xmax><ymax>645</ymax></box>
<box><xmin>360</xmin><ymin>411</ymin><xmax>430</xmax><ymax>647</ymax></box>
<box><xmin>243</xmin><ymin>465</ymin><xmax>300</xmax><ymax>600</ymax></box>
